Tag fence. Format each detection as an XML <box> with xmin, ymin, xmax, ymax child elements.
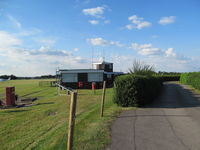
<box><xmin>39</xmin><ymin>81</ymin><xmax>57</xmax><ymax>87</ymax></box>
<box><xmin>56</xmin><ymin>83</ymin><xmax>77</xmax><ymax>150</ymax></box>
<box><xmin>56</xmin><ymin>81</ymin><xmax>106</xmax><ymax>150</ymax></box>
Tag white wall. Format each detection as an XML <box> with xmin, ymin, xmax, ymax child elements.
<box><xmin>88</xmin><ymin>72</ymin><xmax>103</xmax><ymax>82</ymax></box>
<box><xmin>62</xmin><ymin>73</ymin><xmax>77</xmax><ymax>82</ymax></box>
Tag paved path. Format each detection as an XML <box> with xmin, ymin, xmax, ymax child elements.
<box><xmin>107</xmin><ymin>82</ymin><xmax>200</xmax><ymax>150</ymax></box>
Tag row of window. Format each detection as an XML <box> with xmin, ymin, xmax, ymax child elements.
<box><xmin>62</xmin><ymin>73</ymin><xmax>103</xmax><ymax>82</ymax></box>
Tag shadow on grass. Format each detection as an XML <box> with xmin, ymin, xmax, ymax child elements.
<box><xmin>1</xmin><ymin>109</ymin><xmax>29</xmax><ymax>113</ymax></box>
<box><xmin>36</xmin><ymin>102</ymin><xmax>55</xmax><ymax>106</ymax></box>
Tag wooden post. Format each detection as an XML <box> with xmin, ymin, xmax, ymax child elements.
<box><xmin>100</xmin><ymin>81</ymin><xmax>106</xmax><ymax>117</ymax></box>
<box><xmin>67</xmin><ymin>92</ymin><xmax>77</xmax><ymax>150</ymax></box>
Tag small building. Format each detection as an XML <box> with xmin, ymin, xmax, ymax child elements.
<box><xmin>56</xmin><ymin>61</ymin><xmax>123</xmax><ymax>89</ymax></box>
<box><xmin>92</xmin><ymin>61</ymin><xmax>113</xmax><ymax>72</ymax></box>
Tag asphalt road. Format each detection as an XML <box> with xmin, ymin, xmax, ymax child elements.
<box><xmin>107</xmin><ymin>82</ymin><xmax>200</xmax><ymax>150</ymax></box>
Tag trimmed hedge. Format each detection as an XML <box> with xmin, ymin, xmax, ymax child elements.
<box><xmin>180</xmin><ymin>72</ymin><xmax>200</xmax><ymax>90</ymax></box>
<box><xmin>155</xmin><ymin>75</ymin><xmax>180</xmax><ymax>82</ymax></box>
<box><xmin>113</xmin><ymin>75</ymin><xmax>162</xmax><ymax>107</ymax></box>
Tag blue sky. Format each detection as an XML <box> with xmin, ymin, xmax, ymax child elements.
<box><xmin>0</xmin><ymin>0</ymin><xmax>200</xmax><ymax>76</ymax></box>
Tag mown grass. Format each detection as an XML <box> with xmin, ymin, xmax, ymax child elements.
<box><xmin>0</xmin><ymin>79</ymin><xmax>125</xmax><ymax>150</ymax></box>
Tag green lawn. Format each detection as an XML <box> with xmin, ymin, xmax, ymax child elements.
<box><xmin>0</xmin><ymin>79</ymin><xmax>125</xmax><ymax>150</ymax></box>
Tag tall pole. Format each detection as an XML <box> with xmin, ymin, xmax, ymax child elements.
<box><xmin>67</xmin><ymin>92</ymin><xmax>77</xmax><ymax>150</ymax></box>
<box><xmin>100</xmin><ymin>81</ymin><xmax>106</xmax><ymax>117</ymax></box>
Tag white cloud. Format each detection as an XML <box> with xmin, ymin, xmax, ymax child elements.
<box><xmin>28</xmin><ymin>46</ymin><xmax>71</xmax><ymax>56</ymax></box>
<box><xmin>137</xmin><ymin>21</ymin><xmax>152</xmax><ymax>29</ymax></box>
<box><xmin>82</xmin><ymin>6</ymin><xmax>105</xmax><ymax>18</ymax></box>
<box><xmin>0</xmin><ymin>31</ymin><xmax>21</xmax><ymax>48</ymax></box>
<box><xmin>165</xmin><ymin>48</ymin><xmax>176</xmax><ymax>57</ymax></box>
<box><xmin>130</xmin><ymin>42</ymin><xmax>190</xmax><ymax>64</ymax></box>
<box><xmin>7</xmin><ymin>14</ymin><xmax>22</xmax><ymax>29</ymax></box>
<box><xmin>158</xmin><ymin>16</ymin><xmax>176</xmax><ymax>25</ymax></box>
<box><xmin>87</xmin><ymin>37</ymin><xmax>124</xmax><ymax>47</ymax></box>
<box><xmin>88</xmin><ymin>20</ymin><xmax>99</xmax><ymax>25</ymax></box>
<box><xmin>126</xmin><ymin>15</ymin><xmax>152</xmax><ymax>30</ymax></box>
<box><xmin>87</xmin><ymin>37</ymin><xmax>108</xmax><ymax>46</ymax></box>
<box><xmin>0</xmin><ymin>31</ymin><xmax>89</xmax><ymax>76</ymax></box>
<box><xmin>130</xmin><ymin>43</ymin><xmax>162</xmax><ymax>56</ymax></box>
<box><xmin>125</xmin><ymin>24</ymin><xmax>134</xmax><ymax>30</ymax></box>
<box><xmin>0</xmin><ymin>45</ymin><xmax>89</xmax><ymax>76</ymax></box>
<box><xmin>111</xmin><ymin>52</ymin><xmax>196</xmax><ymax>73</ymax></box>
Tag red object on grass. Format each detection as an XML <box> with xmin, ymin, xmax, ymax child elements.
<box><xmin>92</xmin><ymin>82</ymin><xmax>96</xmax><ymax>90</ymax></box>
<box><xmin>6</xmin><ymin>87</ymin><xmax>15</xmax><ymax>106</ymax></box>
<box><xmin>78</xmin><ymin>82</ymin><xmax>83</xmax><ymax>88</ymax></box>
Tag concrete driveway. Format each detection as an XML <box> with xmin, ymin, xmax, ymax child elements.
<box><xmin>107</xmin><ymin>82</ymin><xmax>200</xmax><ymax>150</ymax></box>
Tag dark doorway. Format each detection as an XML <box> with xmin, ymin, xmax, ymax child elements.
<box><xmin>78</xmin><ymin>73</ymin><xmax>88</xmax><ymax>82</ymax></box>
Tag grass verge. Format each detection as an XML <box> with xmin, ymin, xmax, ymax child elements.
<box><xmin>0</xmin><ymin>79</ymin><xmax>129</xmax><ymax>150</ymax></box>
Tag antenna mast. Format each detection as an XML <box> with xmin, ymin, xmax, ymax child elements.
<box><xmin>92</xmin><ymin>47</ymin><xmax>94</xmax><ymax>69</ymax></box>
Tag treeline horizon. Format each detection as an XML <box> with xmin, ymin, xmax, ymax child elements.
<box><xmin>0</xmin><ymin>74</ymin><xmax>56</xmax><ymax>80</ymax></box>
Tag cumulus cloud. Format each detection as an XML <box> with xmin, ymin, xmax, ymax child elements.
<box><xmin>82</xmin><ymin>6</ymin><xmax>110</xmax><ymax>25</ymax></box>
<box><xmin>130</xmin><ymin>43</ymin><xmax>162</xmax><ymax>55</ymax></box>
<box><xmin>28</xmin><ymin>46</ymin><xmax>71</xmax><ymax>56</ymax></box>
<box><xmin>165</xmin><ymin>48</ymin><xmax>176</xmax><ymax>57</ymax></box>
<box><xmin>111</xmin><ymin>51</ymin><xmax>195</xmax><ymax>73</ymax></box>
<box><xmin>0</xmin><ymin>31</ymin><xmax>89</xmax><ymax>76</ymax></box>
<box><xmin>137</xmin><ymin>21</ymin><xmax>152</xmax><ymax>29</ymax></box>
<box><xmin>158</xmin><ymin>16</ymin><xmax>176</xmax><ymax>25</ymax></box>
<box><xmin>87</xmin><ymin>37</ymin><xmax>124</xmax><ymax>47</ymax></box>
<box><xmin>82</xmin><ymin>6</ymin><xmax>105</xmax><ymax>18</ymax></box>
<box><xmin>88</xmin><ymin>20</ymin><xmax>99</xmax><ymax>25</ymax></box>
<box><xmin>130</xmin><ymin>42</ymin><xmax>190</xmax><ymax>64</ymax></box>
<box><xmin>125</xmin><ymin>24</ymin><xmax>134</xmax><ymax>30</ymax></box>
<box><xmin>126</xmin><ymin>15</ymin><xmax>152</xmax><ymax>30</ymax></box>
<box><xmin>0</xmin><ymin>45</ymin><xmax>89</xmax><ymax>76</ymax></box>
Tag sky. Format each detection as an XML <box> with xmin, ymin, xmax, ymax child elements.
<box><xmin>0</xmin><ymin>0</ymin><xmax>200</xmax><ymax>76</ymax></box>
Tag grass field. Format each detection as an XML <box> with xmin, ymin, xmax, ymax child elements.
<box><xmin>0</xmin><ymin>79</ymin><xmax>126</xmax><ymax>150</ymax></box>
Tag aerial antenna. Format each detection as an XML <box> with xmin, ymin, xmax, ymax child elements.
<box><xmin>92</xmin><ymin>46</ymin><xmax>94</xmax><ymax>69</ymax></box>
<box><xmin>103</xmin><ymin>48</ymin><xmax>106</xmax><ymax>62</ymax></box>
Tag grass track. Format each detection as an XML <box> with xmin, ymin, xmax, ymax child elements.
<box><xmin>0</xmin><ymin>79</ymin><xmax>126</xmax><ymax>150</ymax></box>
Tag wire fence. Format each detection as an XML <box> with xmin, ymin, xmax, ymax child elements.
<box><xmin>39</xmin><ymin>81</ymin><xmax>57</xmax><ymax>87</ymax></box>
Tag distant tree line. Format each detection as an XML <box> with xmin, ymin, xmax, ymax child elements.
<box><xmin>0</xmin><ymin>75</ymin><xmax>18</xmax><ymax>80</ymax></box>
<box><xmin>0</xmin><ymin>75</ymin><xmax>56</xmax><ymax>80</ymax></box>
<box><xmin>157</xmin><ymin>71</ymin><xmax>181</xmax><ymax>75</ymax></box>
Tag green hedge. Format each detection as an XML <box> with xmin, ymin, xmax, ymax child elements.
<box><xmin>180</xmin><ymin>72</ymin><xmax>200</xmax><ymax>90</ymax></box>
<box><xmin>155</xmin><ymin>75</ymin><xmax>180</xmax><ymax>82</ymax></box>
<box><xmin>113</xmin><ymin>75</ymin><xmax>162</xmax><ymax>107</ymax></box>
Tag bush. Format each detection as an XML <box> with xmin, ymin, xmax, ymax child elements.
<box><xmin>113</xmin><ymin>74</ymin><xmax>162</xmax><ymax>107</ymax></box>
<box><xmin>180</xmin><ymin>72</ymin><xmax>200</xmax><ymax>90</ymax></box>
<box><xmin>155</xmin><ymin>75</ymin><xmax>180</xmax><ymax>82</ymax></box>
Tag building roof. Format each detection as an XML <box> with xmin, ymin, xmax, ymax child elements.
<box><xmin>104</xmin><ymin>71</ymin><xmax>124</xmax><ymax>75</ymax></box>
<box><xmin>92</xmin><ymin>61</ymin><xmax>113</xmax><ymax>65</ymax></box>
<box><xmin>57</xmin><ymin>69</ymin><xmax>104</xmax><ymax>74</ymax></box>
